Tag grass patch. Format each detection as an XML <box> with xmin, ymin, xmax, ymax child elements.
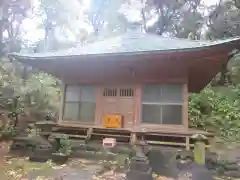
<box><xmin>0</xmin><ymin>156</ymin><xmax>55</xmax><ymax>180</ymax></box>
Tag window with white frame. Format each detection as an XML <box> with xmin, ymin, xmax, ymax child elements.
<box><xmin>141</xmin><ymin>84</ymin><xmax>183</xmax><ymax>125</ymax></box>
<box><xmin>63</xmin><ymin>85</ymin><xmax>96</xmax><ymax>122</ymax></box>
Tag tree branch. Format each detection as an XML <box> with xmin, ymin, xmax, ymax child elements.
<box><xmin>233</xmin><ymin>0</ymin><xmax>240</xmax><ymax>9</ymax></box>
<box><xmin>157</xmin><ymin>6</ymin><xmax>165</xmax><ymax>35</ymax></box>
<box><xmin>141</xmin><ymin>0</ymin><xmax>147</xmax><ymax>32</ymax></box>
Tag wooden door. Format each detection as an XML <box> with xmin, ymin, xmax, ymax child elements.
<box><xmin>119</xmin><ymin>87</ymin><xmax>135</xmax><ymax>128</ymax></box>
<box><xmin>102</xmin><ymin>87</ymin><xmax>118</xmax><ymax>115</ymax></box>
<box><xmin>101</xmin><ymin>86</ymin><xmax>135</xmax><ymax>128</ymax></box>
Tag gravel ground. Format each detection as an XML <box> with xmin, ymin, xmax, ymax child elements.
<box><xmin>0</xmin><ymin>141</ymin><xmax>239</xmax><ymax>180</ymax></box>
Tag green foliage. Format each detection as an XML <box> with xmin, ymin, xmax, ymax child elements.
<box><xmin>0</xmin><ymin>0</ymin><xmax>31</xmax><ymax>57</ymax></box>
<box><xmin>58</xmin><ymin>135</ymin><xmax>72</xmax><ymax>155</ymax></box>
<box><xmin>206</xmin><ymin>0</ymin><xmax>240</xmax><ymax>39</ymax></box>
<box><xmin>189</xmin><ymin>87</ymin><xmax>240</xmax><ymax>141</ymax></box>
<box><xmin>1</xmin><ymin>124</ymin><xmax>17</xmax><ymax>140</ymax></box>
<box><xmin>0</xmin><ymin>58</ymin><xmax>60</xmax><ymax>121</ymax></box>
<box><xmin>0</xmin><ymin>0</ymin><xmax>240</xmax><ymax>144</ymax></box>
<box><xmin>145</xmin><ymin>0</ymin><xmax>204</xmax><ymax>38</ymax></box>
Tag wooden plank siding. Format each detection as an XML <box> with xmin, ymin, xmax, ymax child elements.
<box><xmin>58</xmin><ymin>82</ymin><xmax>189</xmax><ymax>131</ymax></box>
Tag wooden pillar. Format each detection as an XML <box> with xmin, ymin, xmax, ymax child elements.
<box><xmin>58</xmin><ymin>84</ymin><xmax>66</xmax><ymax>124</ymax></box>
<box><xmin>95</xmin><ymin>86</ymin><xmax>102</xmax><ymax>126</ymax></box>
<box><xmin>134</xmin><ymin>85</ymin><xmax>141</xmax><ymax>128</ymax></box>
<box><xmin>183</xmin><ymin>83</ymin><xmax>188</xmax><ymax>129</ymax></box>
<box><xmin>186</xmin><ymin>136</ymin><xmax>190</xmax><ymax>150</ymax></box>
<box><xmin>130</xmin><ymin>132</ymin><xmax>137</xmax><ymax>145</ymax></box>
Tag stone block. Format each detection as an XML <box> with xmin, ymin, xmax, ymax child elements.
<box><xmin>126</xmin><ymin>168</ymin><xmax>153</xmax><ymax>180</ymax></box>
<box><xmin>10</xmin><ymin>141</ymin><xmax>27</xmax><ymax>150</ymax></box>
<box><xmin>130</xmin><ymin>159</ymin><xmax>150</xmax><ymax>172</ymax></box>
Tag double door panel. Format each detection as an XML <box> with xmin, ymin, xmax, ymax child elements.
<box><xmin>101</xmin><ymin>86</ymin><xmax>135</xmax><ymax>128</ymax></box>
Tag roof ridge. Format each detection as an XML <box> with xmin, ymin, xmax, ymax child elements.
<box><xmin>78</xmin><ymin>32</ymin><xmax>240</xmax><ymax>47</ymax></box>
<box><xmin>8</xmin><ymin>32</ymin><xmax>240</xmax><ymax>59</ymax></box>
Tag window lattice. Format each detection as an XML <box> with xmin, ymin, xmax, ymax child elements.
<box><xmin>119</xmin><ymin>88</ymin><xmax>134</xmax><ymax>97</ymax></box>
<box><xmin>103</xmin><ymin>88</ymin><xmax>117</xmax><ymax>96</ymax></box>
<box><xmin>141</xmin><ymin>84</ymin><xmax>183</xmax><ymax>125</ymax></box>
<box><xmin>63</xmin><ymin>85</ymin><xmax>96</xmax><ymax>122</ymax></box>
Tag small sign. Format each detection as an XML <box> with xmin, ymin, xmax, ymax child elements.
<box><xmin>103</xmin><ymin>138</ymin><xmax>116</xmax><ymax>148</ymax></box>
<box><xmin>103</xmin><ymin>114</ymin><xmax>122</xmax><ymax>128</ymax></box>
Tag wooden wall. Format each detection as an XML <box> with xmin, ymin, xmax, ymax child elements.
<box><xmin>58</xmin><ymin>82</ymin><xmax>189</xmax><ymax>130</ymax></box>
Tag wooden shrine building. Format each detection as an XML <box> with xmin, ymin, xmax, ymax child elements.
<box><xmin>9</xmin><ymin>32</ymin><xmax>240</xmax><ymax>149</ymax></box>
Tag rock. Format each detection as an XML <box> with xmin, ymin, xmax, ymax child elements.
<box><xmin>226</xmin><ymin>159</ymin><xmax>239</xmax><ymax>164</ymax></box>
<box><xmin>130</xmin><ymin>157</ymin><xmax>150</xmax><ymax>172</ymax></box>
<box><xmin>214</xmin><ymin>166</ymin><xmax>225</xmax><ymax>175</ymax></box>
<box><xmin>176</xmin><ymin>158</ymin><xmax>193</xmax><ymax>170</ymax></box>
<box><xmin>126</xmin><ymin>168</ymin><xmax>153</xmax><ymax>180</ymax></box>
<box><xmin>224</xmin><ymin>163</ymin><xmax>239</xmax><ymax>171</ymax></box>
<box><xmin>148</xmin><ymin>149</ymin><xmax>178</xmax><ymax>178</ymax></box>
<box><xmin>205</xmin><ymin>152</ymin><xmax>218</xmax><ymax>164</ymax></box>
<box><xmin>237</xmin><ymin>156</ymin><xmax>240</xmax><ymax>163</ymax></box>
<box><xmin>205</xmin><ymin>153</ymin><xmax>218</xmax><ymax>170</ymax></box>
<box><xmin>176</xmin><ymin>150</ymin><xmax>195</xmax><ymax>171</ymax></box>
<box><xmin>224</xmin><ymin>170</ymin><xmax>240</xmax><ymax>178</ymax></box>
<box><xmin>176</xmin><ymin>150</ymin><xmax>194</xmax><ymax>161</ymax></box>
<box><xmin>190</xmin><ymin>163</ymin><xmax>214</xmax><ymax>180</ymax></box>
<box><xmin>148</xmin><ymin>149</ymin><xmax>167</xmax><ymax>169</ymax></box>
<box><xmin>29</xmin><ymin>156</ymin><xmax>49</xmax><ymax>162</ymax></box>
<box><xmin>177</xmin><ymin>170</ymin><xmax>192</xmax><ymax>180</ymax></box>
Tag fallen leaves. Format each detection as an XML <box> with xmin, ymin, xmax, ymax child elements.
<box><xmin>0</xmin><ymin>155</ymin><xmax>127</xmax><ymax>180</ymax></box>
<box><xmin>156</xmin><ymin>176</ymin><xmax>175</xmax><ymax>180</ymax></box>
<box><xmin>93</xmin><ymin>170</ymin><xmax>126</xmax><ymax>180</ymax></box>
<box><xmin>0</xmin><ymin>157</ymin><xmax>58</xmax><ymax>180</ymax></box>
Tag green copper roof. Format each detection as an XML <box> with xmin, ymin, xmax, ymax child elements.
<box><xmin>9</xmin><ymin>32</ymin><xmax>240</xmax><ymax>59</ymax></box>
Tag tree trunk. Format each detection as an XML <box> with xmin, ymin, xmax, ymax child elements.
<box><xmin>0</xmin><ymin>2</ymin><xmax>7</xmax><ymax>57</ymax></box>
<box><xmin>0</xmin><ymin>26</ymin><xmax>3</xmax><ymax>56</ymax></box>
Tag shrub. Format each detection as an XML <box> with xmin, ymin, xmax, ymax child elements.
<box><xmin>58</xmin><ymin>135</ymin><xmax>72</xmax><ymax>155</ymax></box>
<box><xmin>189</xmin><ymin>87</ymin><xmax>240</xmax><ymax>142</ymax></box>
<box><xmin>1</xmin><ymin>123</ymin><xmax>17</xmax><ymax>140</ymax></box>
